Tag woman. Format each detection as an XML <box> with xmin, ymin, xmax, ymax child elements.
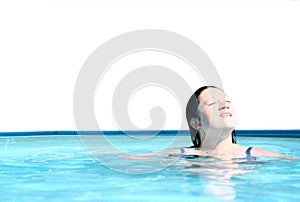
<box><xmin>122</xmin><ymin>86</ymin><xmax>297</xmax><ymax>161</ymax></box>
<box><xmin>183</xmin><ymin>86</ymin><xmax>296</xmax><ymax>160</ymax></box>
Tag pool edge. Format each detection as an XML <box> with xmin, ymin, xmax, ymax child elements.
<box><xmin>1</xmin><ymin>130</ymin><xmax>300</xmax><ymax>138</ymax></box>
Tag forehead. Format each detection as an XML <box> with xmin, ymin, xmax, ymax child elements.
<box><xmin>198</xmin><ymin>88</ymin><xmax>227</xmax><ymax>102</ymax></box>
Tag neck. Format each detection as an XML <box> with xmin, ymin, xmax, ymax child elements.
<box><xmin>201</xmin><ymin>127</ymin><xmax>234</xmax><ymax>151</ymax></box>
<box><xmin>214</xmin><ymin>134</ymin><xmax>234</xmax><ymax>151</ymax></box>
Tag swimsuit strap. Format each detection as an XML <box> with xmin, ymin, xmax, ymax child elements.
<box><xmin>181</xmin><ymin>147</ymin><xmax>200</xmax><ymax>159</ymax></box>
<box><xmin>245</xmin><ymin>147</ymin><xmax>253</xmax><ymax>159</ymax></box>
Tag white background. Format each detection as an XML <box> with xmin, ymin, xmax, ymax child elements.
<box><xmin>0</xmin><ymin>0</ymin><xmax>299</xmax><ymax>132</ymax></box>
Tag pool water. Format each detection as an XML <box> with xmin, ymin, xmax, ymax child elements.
<box><xmin>0</xmin><ymin>133</ymin><xmax>300</xmax><ymax>201</ymax></box>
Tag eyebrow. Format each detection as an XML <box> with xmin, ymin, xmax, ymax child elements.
<box><xmin>209</xmin><ymin>95</ymin><xmax>230</xmax><ymax>99</ymax></box>
<box><xmin>205</xmin><ymin>96</ymin><xmax>231</xmax><ymax>103</ymax></box>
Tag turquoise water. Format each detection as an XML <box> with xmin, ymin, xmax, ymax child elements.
<box><xmin>0</xmin><ymin>132</ymin><xmax>300</xmax><ymax>201</ymax></box>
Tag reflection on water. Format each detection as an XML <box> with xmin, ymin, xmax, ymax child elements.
<box><xmin>175</xmin><ymin>158</ymin><xmax>261</xmax><ymax>200</ymax></box>
<box><xmin>117</xmin><ymin>149</ymin><xmax>263</xmax><ymax>200</ymax></box>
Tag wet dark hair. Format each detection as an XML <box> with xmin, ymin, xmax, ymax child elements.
<box><xmin>186</xmin><ymin>86</ymin><xmax>237</xmax><ymax>147</ymax></box>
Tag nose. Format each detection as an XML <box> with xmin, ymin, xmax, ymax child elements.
<box><xmin>219</xmin><ymin>101</ymin><xmax>230</xmax><ymax>110</ymax></box>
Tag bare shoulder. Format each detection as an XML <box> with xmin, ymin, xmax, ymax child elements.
<box><xmin>231</xmin><ymin>144</ymin><xmax>298</xmax><ymax>160</ymax></box>
<box><xmin>231</xmin><ymin>144</ymin><xmax>248</xmax><ymax>153</ymax></box>
<box><xmin>248</xmin><ymin>147</ymin><xmax>298</xmax><ymax>160</ymax></box>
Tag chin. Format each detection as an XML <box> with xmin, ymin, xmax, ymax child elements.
<box><xmin>217</xmin><ymin>121</ymin><xmax>236</xmax><ymax>130</ymax></box>
<box><xmin>209</xmin><ymin>119</ymin><xmax>237</xmax><ymax>130</ymax></box>
<box><xmin>223</xmin><ymin>123</ymin><xmax>237</xmax><ymax>130</ymax></box>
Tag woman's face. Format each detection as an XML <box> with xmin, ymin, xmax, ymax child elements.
<box><xmin>198</xmin><ymin>88</ymin><xmax>237</xmax><ymax>131</ymax></box>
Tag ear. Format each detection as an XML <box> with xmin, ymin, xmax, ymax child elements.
<box><xmin>189</xmin><ymin>117</ymin><xmax>201</xmax><ymax>130</ymax></box>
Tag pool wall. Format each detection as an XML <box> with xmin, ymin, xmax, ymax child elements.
<box><xmin>1</xmin><ymin>130</ymin><xmax>300</xmax><ymax>138</ymax></box>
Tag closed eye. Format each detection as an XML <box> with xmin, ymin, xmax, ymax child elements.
<box><xmin>207</xmin><ymin>102</ymin><xmax>217</xmax><ymax>106</ymax></box>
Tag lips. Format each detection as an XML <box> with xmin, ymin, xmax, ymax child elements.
<box><xmin>220</xmin><ymin>112</ymin><xmax>232</xmax><ymax>117</ymax></box>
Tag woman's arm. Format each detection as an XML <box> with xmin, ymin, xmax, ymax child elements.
<box><xmin>251</xmin><ymin>147</ymin><xmax>298</xmax><ymax>160</ymax></box>
<box><xmin>119</xmin><ymin>148</ymin><xmax>182</xmax><ymax>160</ymax></box>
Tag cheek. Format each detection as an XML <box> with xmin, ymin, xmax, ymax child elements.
<box><xmin>200</xmin><ymin>109</ymin><xmax>215</xmax><ymax>126</ymax></box>
<box><xmin>200</xmin><ymin>107</ymin><xmax>224</xmax><ymax>128</ymax></box>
